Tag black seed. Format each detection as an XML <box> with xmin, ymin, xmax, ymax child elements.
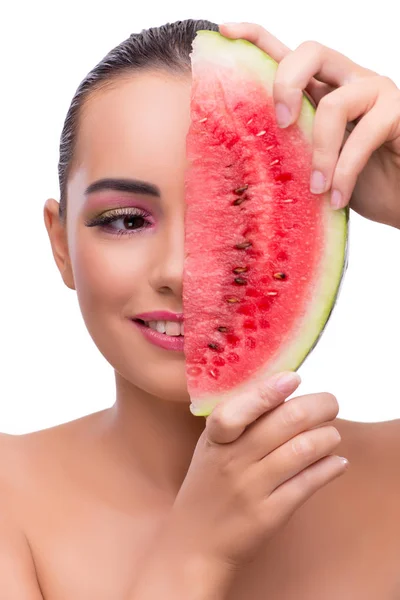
<box><xmin>217</xmin><ymin>326</ymin><xmax>229</xmax><ymax>333</ymax></box>
<box><xmin>233</xmin><ymin>266</ymin><xmax>249</xmax><ymax>274</ymax></box>
<box><xmin>232</xmin><ymin>196</ymin><xmax>246</xmax><ymax>206</ymax></box>
<box><xmin>235</xmin><ymin>241</ymin><xmax>252</xmax><ymax>249</ymax></box>
<box><xmin>234</xmin><ymin>277</ymin><xmax>247</xmax><ymax>285</ymax></box>
<box><xmin>208</xmin><ymin>342</ymin><xmax>220</xmax><ymax>351</ymax></box>
<box><xmin>226</xmin><ymin>297</ymin><xmax>240</xmax><ymax>303</ymax></box>
<box><xmin>273</xmin><ymin>272</ymin><xmax>287</xmax><ymax>280</ymax></box>
<box><xmin>234</xmin><ymin>184</ymin><xmax>249</xmax><ymax>195</ymax></box>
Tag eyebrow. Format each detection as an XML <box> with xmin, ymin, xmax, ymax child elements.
<box><xmin>84</xmin><ymin>178</ymin><xmax>161</xmax><ymax>197</ymax></box>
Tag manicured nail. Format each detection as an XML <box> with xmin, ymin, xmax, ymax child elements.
<box><xmin>338</xmin><ymin>456</ymin><xmax>349</xmax><ymax>467</ymax></box>
<box><xmin>275</xmin><ymin>102</ymin><xmax>292</xmax><ymax>128</ymax></box>
<box><xmin>331</xmin><ymin>189</ymin><xmax>343</xmax><ymax>209</ymax></box>
<box><xmin>270</xmin><ymin>371</ymin><xmax>301</xmax><ymax>394</ymax></box>
<box><xmin>310</xmin><ymin>170</ymin><xmax>326</xmax><ymax>194</ymax></box>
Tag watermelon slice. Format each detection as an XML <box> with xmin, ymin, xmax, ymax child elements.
<box><xmin>183</xmin><ymin>30</ymin><xmax>348</xmax><ymax>417</ymax></box>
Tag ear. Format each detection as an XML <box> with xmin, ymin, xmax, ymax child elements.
<box><xmin>43</xmin><ymin>198</ymin><xmax>76</xmax><ymax>290</ymax></box>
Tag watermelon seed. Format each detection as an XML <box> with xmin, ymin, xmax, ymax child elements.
<box><xmin>273</xmin><ymin>272</ymin><xmax>287</xmax><ymax>280</ymax></box>
<box><xmin>282</xmin><ymin>198</ymin><xmax>294</xmax><ymax>203</ymax></box>
<box><xmin>217</xmin><ymin>326</ymin><xmax>229</xmax><ymax>333</ymax></box>
<box><xmin>226</xmin><ymin>297</ymin><xmax>240</xmax><ymax>303</ymax></box>
<box><xmin>235</xmin><ymin>241</ymin><xmax>252</xmax><ymax>249</ymax></box>
<box><xmin>209</xmin><ymin>369</ymin><xmax>219</xmax><ymax>379</ymax></box>
<box><xmin>270</xmin><ymin>159</ymin><xmax>280</xmax><ymax>166</ymax></box>
<box><xmin>233</xmin><ymin>266</ymin><xmax>248</xmax><ymax>274</ymax></box>
<box><xmin>256</xmin><ymin>130</ymin><xmax>266</xmax><ymax>136</ymax></box>
<box><xmin>234</xmin><ymin>184</ymin><xmax>249</xmax><ymax>195</ymax></box>
<box><xmin>187</xmin><ymin>366</ymin><xmax>202</xmax><ymax>377</ymax></box>
<box><xmin>198</xmin><ymin>117</ymin><xmax>208</xmax><ymax>123</ymax></box>
<box><xmin>267</xmin><ymin>291</ymin><xmax>278</xmax><ymax>296</ymax></box>
<box><xmin>232</xmin><ymin>196</ymin><xmax>246</xmax><ymax>206</ymax></box>
<box><xmin>208</xmin><ymin>342</ymin><xmax>223</xmax><ymax>352</ymax></box>
<box><xmin>234</xmin><ymin>277</ymin><xmax>247</xmax><ymax>285</ymax></box>
<box><xmin>246</xmin><ymin>118</ymin><xmax>253</xmax><ymax>125</ymax></box>
<box><xmin>266</xmin><ymin>144</ymin><xmax>274</xmax><ymax>150</ymax></box>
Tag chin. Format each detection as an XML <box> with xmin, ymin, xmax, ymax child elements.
<box><xmin>84</xmin><ymin>318</ymin><xmax>189</xmax><ymax>397</ymax></box>
<box><xmin>113</xmin><ymin>352</ymin><xmax>191</xmax><ymax>405</ymax></box>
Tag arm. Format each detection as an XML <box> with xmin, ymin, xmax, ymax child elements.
<box><xmin>128</xmin><ymin>520</ymin><xmax>237</xmax><ymax>600</ymax></box>
<box><xmin>0</xmin><ymin>433</ymin><xmax>43</xmax><ymax>599</ymax></box>
<box><xmin>0</xmin><ymin>510</ymin><xmax>44</xmax><ymax>599</ymax></box>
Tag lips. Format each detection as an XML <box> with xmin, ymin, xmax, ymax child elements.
<box><xmin>131</xmin><ymin>318</ymin><xmax>184</xmax><ymax>351</ymax></box>
<box><xmin>134</xmin><ymin>311</ymin><xmax>184</xmax><ymax>322</ymax></box>
<box><xmin>134</xmin><ymin>319</ymin><xmax>184</xmax><ymax>336</ymax></box>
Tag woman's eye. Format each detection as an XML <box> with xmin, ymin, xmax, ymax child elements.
<box><xmin>85</xmin><ymin>209</ymin><xmax>153</xmax><ymax>237</ymax></box>
<box><xmin>115</xmin><ymin>214</ymin><xmax>146</xmax><ymax>230</ymax></box>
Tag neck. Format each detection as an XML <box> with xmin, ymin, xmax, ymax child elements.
<box><xmin>104</xmin><ymin>371</ymin><xmax>206</xmax><ymax>500</ymax></box>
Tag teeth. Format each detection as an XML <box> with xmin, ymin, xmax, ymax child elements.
<box><xmin>143</xmin><ymin>320</ymin><xmax>184</xmax><ymax>336</ymax></box>
<box><xmin>156</xmin><ymin>321</ymin><xmax>166</xmax><ymax>334</ymax></box>
<box><xmin>165</xmin><ymin>322</ymin><xmax>181</xmax><ymax>336</ymax></box>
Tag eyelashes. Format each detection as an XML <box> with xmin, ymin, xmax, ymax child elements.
<box><xmin>84</xmin><ymin>207</ymin><xmax>154</xmax><ymax>237</ymax></box>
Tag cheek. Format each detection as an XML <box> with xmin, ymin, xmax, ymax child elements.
<box><xmin>72</xmin><ymin>235</ymin><xmax>148</xmax><ymax>317</ymax></box>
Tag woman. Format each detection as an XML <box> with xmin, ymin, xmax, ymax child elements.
<box><xmin>1</xmin><ymin>18</ymin><xmax>399</xmax><ymax>599</ymax></box>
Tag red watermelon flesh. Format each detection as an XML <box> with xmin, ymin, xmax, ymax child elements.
<box><xmin>183</xmin><ymin>31</ymin><xmax>348</xmax><ymax>417</ymax></box>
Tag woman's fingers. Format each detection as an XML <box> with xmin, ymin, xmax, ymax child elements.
<box><xmin>219</xmin><ymin>22</ymin><xmax>330</xmax><ymax>107</ymax></box>
<box><xmin>330</xmin><ymin>87</ymin><xmax>400</xmax><ymax>209</ymax></box>
<box><xmin>219</xmin><ymin>22</ymin><xmax>292</xmax><ymax>63</ymax></box>
<box><xmin>218</xmin><ymin>22</ymin><xmax>399</xmax><ymax>211</ymax></box>
<box><xmin>272</xmin><ymin>40</ymin><xmax>375</xmax><ymax>127</ymax></box>
<box><xmin>206</xmin><ymin>371</ymin><xmax>301</xmax><ymax>444</ymax></box>
<box><xmin>309</xmin><ymin>76</ymin><xmax>399</xmax><ymax>207</ymax></box>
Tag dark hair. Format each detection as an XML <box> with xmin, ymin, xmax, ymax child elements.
<box><xmin>57</xmin><ymin>18</ymin><xmax>219</xmax><ymax>225</ymax></box>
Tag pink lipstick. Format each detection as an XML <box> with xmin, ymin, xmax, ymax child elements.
<box><xmin>130</xmin><ymin>311</ymin><xmax>184</xmax><ymax>351</ymax></box>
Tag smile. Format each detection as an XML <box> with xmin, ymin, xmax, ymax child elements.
<box><xmin>131</xmin><ymin>319</ymin><xmax>185</xmax><ymax>352</ymax></box>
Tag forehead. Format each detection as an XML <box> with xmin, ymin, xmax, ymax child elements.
<box><xmin>68</xmin><ymin>71</ymin><xmax>192</xmax><ymax>203</ymax></box>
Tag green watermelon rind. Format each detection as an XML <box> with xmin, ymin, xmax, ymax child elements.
<box><xmin>188</xmin><ymin>31</ymin><xmax>349</xmax><ymax>417</ymax></box>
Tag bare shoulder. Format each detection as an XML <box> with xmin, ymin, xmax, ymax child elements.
<box><xmin>0</xmin><ymin>410</ymin><xmax>109</xmax><ymax>499</ymax></box>
<box><xmin>334</xmin><ymin>417</ymin><xmax>400</xmax><ymax>517</ymax></box>
<box><xmin>335</xmin><ymin>416</ymin><xmax>400</xmax><ymax>461</ymax></box>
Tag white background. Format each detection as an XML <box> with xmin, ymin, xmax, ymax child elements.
<box><xmin>1</xmin><ymin>0</ymin><xmax>399</xmax><ymax>434</ymax></box>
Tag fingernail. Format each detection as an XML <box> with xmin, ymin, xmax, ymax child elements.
<box><xmin>331</xmin><ymin>189</ymin><xmax>343</xmax><ymax>209</ymax></box>
<box><xmin>270</xmin><ymin>371</ymin><xmax>301</xmax><ymax>393</ymax></box>
<box><xmin>275</xmin><ymin>102</ymin><xmax>292</xmax><ymax>128</ymax></box>
<box><xmin>310</xmin><ymin>170</ymin><xmax>326</xmax><ymax>194</ymax></box>
<box><xmin>338</xmin><ymin>456</ymin><xmax>349</xmax><ymax>467</ymax></box>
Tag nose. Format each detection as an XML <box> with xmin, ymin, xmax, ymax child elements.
<box><xmin>148</xmin><ymin>211</ymin><xmax>185</xmax><ymax>299</ymax></box>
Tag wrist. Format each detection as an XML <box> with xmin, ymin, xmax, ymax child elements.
<box><xmin>129</xmin><ymin>519</ymin><xmax>237</xmax><ymax>599</ymax></box>
<box><xmin>130</xmin><ymin>548</ymin><xmax>235</xmax><ymax>600</ymax></box>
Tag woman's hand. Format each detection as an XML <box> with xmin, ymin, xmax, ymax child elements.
<box><xmin>219</xmin><ymin>22</ymin><xmax>400</xmax><ymax>229</ymax></box>
<box><xmin>167</xmin><ymin>372</ymin><xmax>347</xmax><ymax>571</ymax></box>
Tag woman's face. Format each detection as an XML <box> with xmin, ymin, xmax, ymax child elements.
<box><xmin>46</xmin><ymin>71</ymin><xmax>193</xmax><ymax>405</ymax></box>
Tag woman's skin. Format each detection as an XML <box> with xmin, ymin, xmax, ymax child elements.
<box><xmin>1</xmin><ymin>22</ymin><xmax>400</xmax><ymax>599</ymax></box>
